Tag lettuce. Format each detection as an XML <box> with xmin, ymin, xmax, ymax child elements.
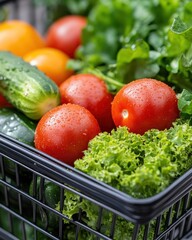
<box><xmin>178</xmin><ymin>89</ymin><xmax>192</xmax><ymax>123</ymax></box>
<box><xmin>74</xmin><ymin>121</ymin><xmax>192</xmax><ymax>198</ymax></box>
<box><xmin>58</xmin><ymin>120</ymin><xmax>192</xmax><ymax>239</ymax></box>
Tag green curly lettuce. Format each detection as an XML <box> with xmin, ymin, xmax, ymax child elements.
<box><xmin>74</xmin><ymin>121</ymin><xmax>192</xmax><ymax>198</ymax></box>
<box><xmin>58</xmin><ymin>120</ymin><xmax>192</xmax><ymax>239</ymax></box>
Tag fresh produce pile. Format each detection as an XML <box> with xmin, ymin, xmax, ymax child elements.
<box><xmin>0</xmin><ymin>0</ymin><xmax>192</xmax><ymax>239</ymax></box>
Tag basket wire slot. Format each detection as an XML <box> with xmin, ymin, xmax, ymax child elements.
<box><xmin>1</xmin><ymin>130</ymin><xmax>192</xmax><ymax>239</ymax></box>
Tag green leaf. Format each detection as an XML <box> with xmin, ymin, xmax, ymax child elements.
<box><xmin>117</xmin><ymin>40</ymin><xmax>149</xmax><ymax>65</ymax></box>
<box><xmin>166</xmin><ymin>17</ymin><xmax>191</xmax><ymax>56</ymax></box>
<box><xmin>178</xmin><ymin>89</ymin><xmax>192</xmax><ymax>114</ymax></box>
<box><xmin>116</xmin><ymin>40</ymin><xmax>160</xmax><ymax>83</ymax></box>
<box><xmin>171</xmin><ymin>16</ymin><xmax>192</xmax><ymax>41</ymax></box>
<box><xmin>77</xmin><ymin>0</ymin><xmax>133</xmax><ymax>66</ymax></box>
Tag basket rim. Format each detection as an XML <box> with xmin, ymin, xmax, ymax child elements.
<box><xmin>0</xmin><ymin>132</ymin><xmax>192</xmax><ymax>224</ymax></box>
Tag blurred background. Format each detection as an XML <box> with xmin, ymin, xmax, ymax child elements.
<box><xmin>0</xmin><ymin>0</ymin><xmax>46</xmax><ymax>33</ymax></box>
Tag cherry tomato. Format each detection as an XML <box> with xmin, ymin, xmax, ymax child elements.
<box><xmin>111</xmin><ymin>78</ymin><xmax>180</xmax><ymax>135</ymax></box>
<box><xmin>59</xmin><ymin>73</ymin><xmax>115</xmax><ymax>132</ymax></box>
<box><xmin>46</xmin><ymin>15</ymin><xmax>87</xmax><ymax>58</ymax></box>
<box><xmin>23</xmin><ymin>48</ymin><xmax>73</xmax><ymax>86</ymax></box>
<box><xmin>0</xmin><ymin>20</ymin><xmax>45</xmax><ymax>57</ymax></box>
<box><xmin>34</xmin><ymin>103</ymin><xmax>101</xmax><ymax>166</ymax></box>
<box><xmin>0</xmin><ymin>94</ymin><xmax>12</xmax><ymax>108</ymax></box>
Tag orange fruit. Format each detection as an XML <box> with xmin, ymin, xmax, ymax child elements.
<box><xmin>0</xmin><ymin>20</ymin><xmax>45</xmax><ymax>57</ymax></box>
<box><xmin>23</xmin><ymin>47</ymin><xmax>73</xmax><ymax>86</ymax></box>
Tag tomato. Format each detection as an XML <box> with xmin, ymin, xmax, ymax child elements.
<box><xmin>0</xmin><ymin>94</ymin><xmax>12</xmax><ymax>108</ymax></box>
<box><xmin>0</xmin><ymin>20</ymin><xmax>45</xmax><ymax>57</ymax></box>
<box><xmin>46</xmin><ymin>15</ymin><xmax>87</xmax><ymax>58</ymax></box>
<box><xmin>23</xmin><ymin>48</ymin><xmax>73</xmax><ymax>86</ymax></box>
<box><xmin>59</xmin><ymin>73</ymin><xmax>115</xmax><ymax>132</ymax></box>
<box><xmin>34</xmin><ymin>103</ymin><xmax>100</xmax><ymax>166</ymax></box>
<box><xmin>111</xmin><ymin>78</ymin><xmax>180</xmax><ymax>135</ymax></box>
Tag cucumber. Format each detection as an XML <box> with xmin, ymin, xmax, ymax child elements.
<box><xmin>29</xmin><ymin>176</ymin><xmax>60</xmax><ymax>231</ymax></box>
<box><xmin>0</xmin><ymin>108</ymin><xmax>37</xmax><ymax>177</ymax></box>
<box><xmin>0</xmin><ymin>51</ymin><xmax>61</xmax><ymax>120</ymax></box>
<box><xmin>0</xmin><ymin>107</ymin><xmax>36</xmax><ymax>146</ymax></box>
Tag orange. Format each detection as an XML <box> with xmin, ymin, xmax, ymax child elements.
<box><xmin>0</xmin><ymin>20</ymin><xmax>45</xmax><ymax>57</ymax></box>
<box><xmin>23</xmin><ymin>47</ymin><xmax>73</xmax><ymax>86</ymax></box>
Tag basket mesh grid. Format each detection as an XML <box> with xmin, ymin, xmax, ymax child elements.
<box><xmin>0</xmin><ymin>134</ymin><xmax>192</xmax><ymax>239</ymax></box>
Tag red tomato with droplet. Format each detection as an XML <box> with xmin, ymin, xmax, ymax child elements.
<box><xmin>46</xmin><ymin>15</ymin><xmax>87</xmax><ymax>58</ymax></box>
<box><xmin>111</xmin><ymin>78</ymin><xmax>180</xmax><ymax>135</ymax></box>
<box><xmin>34</xmin><ymin>103</ymin><xmax>101</xmax><ymax>166</ymax></box>
<box><xmin>59</xmin><ymin>73</ymin><xmax>115</xmax><ymax>132</ymax></box>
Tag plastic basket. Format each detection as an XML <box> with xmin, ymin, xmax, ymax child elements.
<box><xmin>1</xmin><ymin>133</ymin><xmax>192</xmax><ymax>240</ymax></box>
<box><xmin>0</xmin><ymin>1</ymin><xmax>192</xmax><ymax>239</ymax></box>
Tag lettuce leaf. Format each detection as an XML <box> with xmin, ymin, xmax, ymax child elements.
<box><xmin>59</xmin><ymin>120</ymin><xmax>192</xmax><ymax>239</ymax></box>
<box><xmin>74</xmin><ymin>122</ymin><xmax>192</xmax><ymax>198</ymax></box>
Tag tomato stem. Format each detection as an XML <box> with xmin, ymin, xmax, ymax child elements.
<box><xmin>86</xmin><ymin>68</ymin><xmax>125</xmax><ymax>90</ymax></box>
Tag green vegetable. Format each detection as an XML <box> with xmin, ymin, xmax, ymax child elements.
<box><xmin>68</xmin><ymin>0</ymin><xmax>192</xmax><ymax>93</ymax></box>
<box><xmin>0</xmin><ymin>207</ymin><xmax>50</xmax><ymax>240</ymax></box>
<box><xmin>75</xmin><ymin>121</ymin><xmax>192</xmax><ymax>198</ymax></box>
<box><xmin>59</xmin><ymin>120</ymin><xmax>192</xmax><ymax>239</ymax></box>
<box><xmin>29</xmin><ymin>176</ymin><xmax>60</xmax><ymax>231</ymax></box>
<box><xmin>0</xmin><ymin>107</ymin><xmax>37</xmax><ymax>177</ymax></box>
<box><xmin>0</xmin><ymin>51</ymin><xmax>60</xmax><ymax>120</ymax></box>
<box><xmin>0</xmin><ymin>173</ymin><xmax>32</xmax><ymax>211</ymax></box>
<box><xmin>0</xmin><ymin>108</ymin><xmax>36</xmax><ymax>146</ymax></box>
<box><xmin>178</xmin><ymin>89</ymin><xmax>192</xmax><ymax>122</ymax></box>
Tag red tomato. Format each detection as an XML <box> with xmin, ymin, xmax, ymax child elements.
<box><xmin>46</xmin><ymin>15</ymin><xmax>87</xmax><ymax>58</ymax></box>
<box><xmin>111</xmin><ymin>78</ymin><xmax>180</xmax><ymax>135</ymax></box>
<box><xmin>0</xmin><ymin>94</ymin><xmax>12</xmax><ymax>108</ymax></box>
<box><xmin>59</xmin><ymin>73</ymin><xmax>115</xmax><ymax>132</ymax></box>
<box><xmin>34</xmin><ymin>103</ymin><xmax>100</xmax><ymax>166</ymax></box>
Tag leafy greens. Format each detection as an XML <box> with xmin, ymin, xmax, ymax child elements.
<box><xmin>58</xmin><ymin>120</ymin><xmax>192</xmax><ymax>239</ymax></box>
<box><xmin>67</xmin><ymin>0</ymin><xmax>192</xmax><ymax>93</ymax></box>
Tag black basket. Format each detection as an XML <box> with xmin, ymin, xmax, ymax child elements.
<box><xmin>1</xmin><ymin>133</ymin><xmax>192</xmax><ymax>240</ymax></box>
<box><xmin>0</xmin><ymin>0</ymin><xmax>192</xmax><ymax>239</ymax></box>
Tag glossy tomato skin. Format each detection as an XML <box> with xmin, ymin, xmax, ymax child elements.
<box><xmin>59</xmin><ymin>73</ymin><xmax>115</xmax><ymax>132</ymax></box>
<box><xmin>112</xmin><ymin>78</ymin><xmax>180</xmax><ymax>135</ymax></box>
<box><xmin>46</xmin><ymin>15</ymin><xmax>87</xmax><ymax>58</ymax></box>
<box><xmin>23</xmin><ymin>47</ymin><xmax>73</xmax><ymax>86</ymax></box>
<box><xmin>0</xmin><ymin>20</ymin><xmax>45</xmax><ymax>57</ymax></box>
<box><xmin>34</xmin><ymin>103</ymin><xmax>100</xmax><ymax>166</ymax></box>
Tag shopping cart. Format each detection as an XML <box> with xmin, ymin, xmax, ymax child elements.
<box><xmin>0</xmin><ymin>0</ymin><xmax>192</xmax><ymax>239</ymax></box>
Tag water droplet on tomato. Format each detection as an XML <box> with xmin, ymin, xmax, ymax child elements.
<box><xmin>122</xmin><ymin>109</ymin><xmax>129</xmax><ymax>119</ymax></box>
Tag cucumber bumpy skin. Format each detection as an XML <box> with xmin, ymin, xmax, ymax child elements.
<box><xmin>0</xmin><ymin>51</ymin><xmax>61</xmax><ymax>120</ymax></box>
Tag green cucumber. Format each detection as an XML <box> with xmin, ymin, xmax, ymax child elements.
<box><xmin>0</xmin><ymin>107</ymin><xmax>36</xmax><ymax>177</ymax></box>
<box><xmin>0</xmin><ymin>51</ymin><xmax>61</xmax><ymax>120</ymax></box>
<box><xmin>0</xmin><ymin>207</ymin><xmax>50</xmax><ymax>240</ymax></box>
<box><xmin>0</xmin><ymin>173</ymin><xmax>32</xmax><ymax>211</ymax></box>
<box><xmin>29</xmin><ymin>176</ymin><xmax>60</xmax><ymax>231</ymax></box>
<box><xmin>0</xmin><ymin>107</ymin><xmax>36</xmax><ymax>146</ymax></box>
